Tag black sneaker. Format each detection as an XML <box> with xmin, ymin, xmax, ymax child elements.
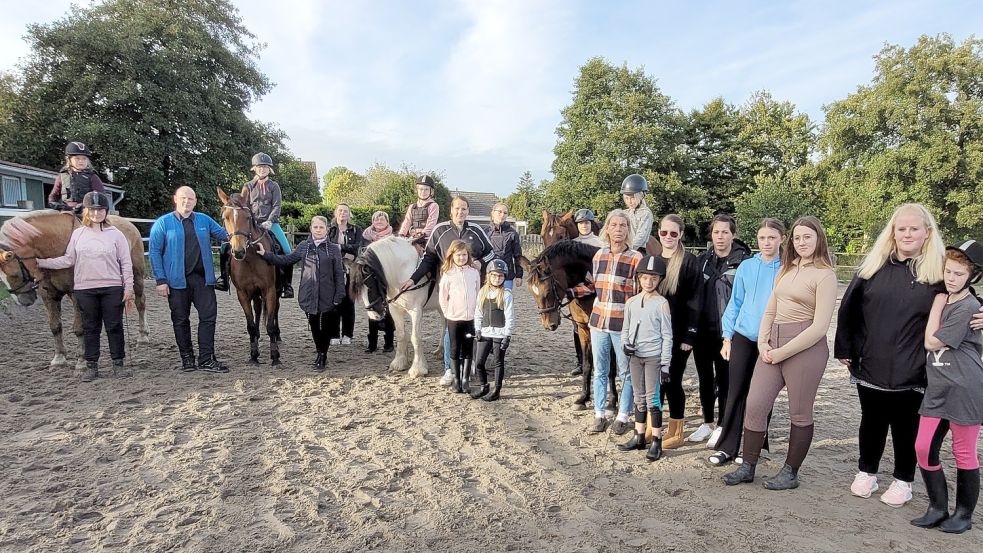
<box><xmin>180</xmin><ymin>356</ymin><xmax>197</xmax><ymax>372</ymax></box>
<box><xmin>198</xmin><ymin>356</ymin><xmax>229</xmax><ymax>373</ymax></box>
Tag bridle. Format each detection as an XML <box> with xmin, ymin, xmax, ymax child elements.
<box><xmin>531</xmin><ymin>259</ymin><xmax>574</xmax><ymax>321</ymax></box>
<box><xmin>356</xmin><ymin>248</ymin><xmax>433</xmax><ymax>314</ymax></box>
<box><xmin>221</xmin><ymin>203</ymin><xmax>269</xmax><ymax>249</ymax></box>
<box><xmin>2</xmin><ymin>251</ymin><xmax>40</xmax><ymax>295</ymax></box>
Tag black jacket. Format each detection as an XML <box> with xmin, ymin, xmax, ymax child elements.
<box><xmin>262</xmin><ymin>238</ymin><xmax>346</xmax><ymax>315</ymax></box>
<box><xmin>696</xmin><ymin>239</ymin><xmax>753</xmax><ymax>336</ymax></box>
<box><xmin>328</xmin><ymin>223</ymin><xmax>363</xmax><ymax>258</ymax></box>
<box><xmin>834</xmin><ymin>256</ymin><xmax>945</xmax><ymax>390</ymax></box>
<box><xmin>483</xmin><ymin>222</ymin><xmax>524</xmax><ymax>280</ymax></box>
<box><xmin>410</xmin><ymin>221</ymin><xmax>495</xmax><ymax>283</ymax></box>
<box><xmin>662</xmin><ymin>251</ymin><xmax>702</xmax><ymax>347</ymax></box>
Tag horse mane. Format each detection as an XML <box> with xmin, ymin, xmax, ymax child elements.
<box><xmin>0</xmin><ymin>211</ymin><xmax>75</xmax><ymax>256</ymax></box>
<box><xmin>351</xmin><ymin>236</ymin><xmax>418</xmax><ymax>296</ymax></box>
<box><xmin>528</xmin><ymin>240</ymin><xmax>597</xmax><ymax>284</ymax></box>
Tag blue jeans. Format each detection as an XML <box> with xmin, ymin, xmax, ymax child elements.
<box><xmin>269</xmin><ymin>223</ymin><xmax>292</xmax><ymax>254</ymax></box>
<box><xmin>504</xmin><ymin>280</ymin><xmax>514</xmax><ymax>290</ymax></box>
<box><xmin>443</xmin><ymin>327</ymin><xmax>451</xmax><ymax>370</ymax></box>
<box><xmin>590</xmin><ymin>328</ymin><xmax>633</xmax><ymax>417</ymax></box>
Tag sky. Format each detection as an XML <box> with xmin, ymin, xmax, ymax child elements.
<box><xmin>1</xmin><ymin>0</ymin><xmax>980</xmax><ymax>196</ymax></box>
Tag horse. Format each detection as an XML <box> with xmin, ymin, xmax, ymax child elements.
<box><xmin>217</xmin><ymin>188</ymin><xmax>281</xmax><ymax>365</ymax></box>
<box><xmin>541</xmin><ymin>208</ymin><xmax>662</xmax><ymax>255</ymax></box>
<box><xmin>0</xmin><ymin>210</ymin><xmax>150</xmax><ymax>369</ymax></box>
<box><xmin>349</xmin><ymin>236</ymin><xmax>442</xmax><ymax>377</ymax></box>
<box><xmin>519</xmin><ymin>240</ymin><xmax>617</xmax><ymax>410</ymax></box>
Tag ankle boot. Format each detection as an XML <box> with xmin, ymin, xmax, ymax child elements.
<box><xmin>662</xmin><ymin>418</ymin><xmax>685</xmax><ymax>449</ymax></box>
<box><xmin>723</xmin><ymin>462</ymin><xmax>756</xmax><ymax>485</ymax></box>
<box><xmin>940</xmin><ymin>468</ymin><xmax>979</xmax><ymax>534</ymax></box>
<box><xmin>215</xmin><ymin>243</ymin><xmax>231</xmax><ymax>292</ymax></box>
<box><xmin>482</xmin><ymin>362</ymin><xmax>506</xmax><ymax>402</ymax></box>
<box><xmin>646</xmin><ymin>410</ymin><xmax>663</xmax><ymax>461</ymax></box>
<box><xmin>763</xmin><ymin>464</ymin><xmax>800</xmax><ymax>490</ymax></box>
<box><xmin>180</xmin><ymin>353</ymin><xmax>197</xmax><ymax>372</ymax></box>
<box><xmin>112</xmin><ymin>358</ymin><xmax>132</xmax><ymax>377</ymax></box>
<box><xmin>81</xmin><ymin>360</ymin><xmax>98</xmax><ymax>382</ymax></box>
<box><xmin>617</xmin><ymin>430</ymin><xmax>647</xmax><ymax>451</ymax></box>
<box><xmin>313</xmin><ymin>352</ymin><xmax>327</xmax><ymax>372</ymax></box>
<box><xmin>470</xmin><ymin>384</ymin><xmax>489</xmax><ymax>399</ymax></box>
<box><xmin>911</xmin><ymin>467</ymin><xmax>950</xmax><ymax>528</ymax></box>
<box><xmin>450</xmin><ymin>360</ymin><xmax>463</xmax><ymax>393</ymax></box>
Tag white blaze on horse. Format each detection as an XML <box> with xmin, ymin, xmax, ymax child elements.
<box><xmin>0</xmin><ymin>211</ymin><xmax>150</xmax><ymax>369</ymax></box>
<box><xmin>349</xmin><ymin>236</ymin><xmax>442</xmax><ymax>377</ymax></box>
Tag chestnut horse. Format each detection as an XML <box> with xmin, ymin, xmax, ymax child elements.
<box><xmin>217</xmin><ymin>188</ymin><xmax>281</xmax><ymax>365</ymax></box>
<box><xmin>0</xmin><ymin>211</ymin><xmax>150</xmax><ymax>369</ymax></box>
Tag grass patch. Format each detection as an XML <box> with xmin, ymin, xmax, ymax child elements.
<box><xmin>0</xmin><ymin>286</ymin><xmax>9</xmax><ymax>301</ymax></box>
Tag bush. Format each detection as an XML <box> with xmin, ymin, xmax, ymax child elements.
<box><xmin>280</xmin><ymin>201</ymin><xmax>389</xmax><ymax>234</ymax></box>
<box><xmin>734</xmin><ymin>175</ymin><xmax>820</xmax><ymax>243</ymax></box>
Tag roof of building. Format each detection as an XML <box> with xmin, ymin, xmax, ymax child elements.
<box><xmin>299</xmin><ymin>160</ymin><xmax>318</xmax><ymax>187</ymax></box>
<box><xmin>452</xmin><ymin>190</ymin><xmax>500</xmax><ymax>218</ymax></box>
<box><xmin>0</xmin><ymin>159</ymin><xmax>58</xmax><ymax>179</ymax></box>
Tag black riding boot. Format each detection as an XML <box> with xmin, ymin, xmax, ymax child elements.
<box><xmin>81</xmin><ymin>360</ymin><xmax>99</xmax><ymax>382</ymax></box>
<box><xmin>112</xmin><ymin>358</ymin><xmax>132</xmax><ymax>378</ymax></box>
<box><xmin>470</xmin><ymin>355</ymin><xmax>489</xmax><ymax>399</ymax></box>
<box><xmin>911</xmin><ymin>468</ymin><xmax>950</xmax><ymax>528</ymax></box>
<box><xmin>215</xmin><ymin>243</ymin><xmax>231</xmax><ymax>292</ymax></box>
<box><xmin>280</xmin><ymin>263</ymin><xmax>294</xmax><ymax>299</ymax></box>
<box><xmin>647</xmin><ymin>409</ymin><xmax>663</xmax><ymax>461</ymax></box>
<box><xmin>940</xmin><ymin>468</ymin><xmax>979</xmax><ymax>534</ymax></box>
<box><xmin>450</xmin><ymin>359</ymin><xmax>463</xmax><ymax>393</ymax></box>
<box><xmin>573</xmin><ymin>363</ymin><xmax>591</xmax><ymax>409</ymax></box>
<box><xmin>459</xmin><ymin>358</ymin><xmax>472</xmax><ymax>395</ymax></box>
<box><xmin>382</xmin><ymin>317</ymin><xmax>395</xmax><ymax>353</ymax></box>
<box><xmin>365</xmin><ymin>326</ymin><xmax>378</xmax><ymax>353</ymax></box>
<box><xmin>482</xmin><ymin>362</ymin><xmax>506</xmax><ymax>402</ymax></box>
<box><xmin>313</xmin><ymin>352</ymin><xmax>327</xmax><ymax>372</ymax></box>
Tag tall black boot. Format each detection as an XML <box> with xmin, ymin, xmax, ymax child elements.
<box><xmin>450</xmin><ymin>359</ymin><xmax>463</xmax><ymax>393</ymax></box>
<box><xmin>365</xmin><ymin>323</ymin><xmax>379</xmax><ymax>353</ymax></box>
<box><xmin>215</xmin><ymin>243</ymin><xmax>231</xmax><ymax>292</ymax></box>
<box><xmin>911</xmin><ymin>467</ymin><xmax>950</xmax><ymax>528</ymax></box>
<box><xmin>280</xmin><ymin>262</ymin><xmax>294</xmax><ymax>299</ymax></box>
<box><xmin>573</xmin><ymin>361</ymin><xmax>591</xmax><ymax>409</ymax></box>
<box><xmin>470</xmin><ymin>354</ymin><xmax>489</xmax><ymax>399</ymax></box>
<box><xmin>940</xmin><ymin>468</ymin><xmax>979</xmax><ymax>534</ymax></box>
<box><xmin>382</xmin><ymin>316</ymin><xmax>395</xmax><ymax>353</ymax></box>
<box><xmin>313</xmin><ymin>352</ymin><xmax>327</xmax><ymax>372</ymax></box>
<box><xmin>482</xmin><ymin>361</ymin><xmax>506</xmax><ymax>402</ymax></box>
<box><xmin>460</xmin><ymin>358</ymin><xmax>472</xmax><ymax>395</ymax></box>
<box><xmin>646</xmin><ymin>409</ymin><xmax>663</xmax><ymax>461</ymax></box>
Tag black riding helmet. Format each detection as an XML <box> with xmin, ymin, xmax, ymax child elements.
<box><xmin>82</xmin><ymin>191</ymin><xmax>111</xmax><ymax>210</ymax></box>
<box><xmin>621</xmin><ymin>174</ymin><xmax>648</xmax><ymax>194</ymax></box>
<box><xmin>65</xmin><ymin>141</ymin><xmax>91</xmax><ymax>157</ymax></box>
<box><xmin>486</xmin><ymin>258</ymin><xmax>508</xmax><ymax>275</ymax></box>
<box><xmin>251</xmin><ymin>152</ymin><xmax>275</xmax><ymax>174</ymax></box>
<box><xmin>946</xmin><ymin>239</ymin><xmax>983</xmax><ymax>287</ymax></box>
<box><xmin>636</xmin><ymin>254</ymin><xmax>667</xmax><ymax>277</ymax></box>
<box><xmin>416</xmin><ymin>175</ymin><xmax>435</xmax><ymax>189</ymax></box>
<box><xmin>574</xmin><ymin>208</ymin><xmax>595</xmax><ymax>223</ymax></box>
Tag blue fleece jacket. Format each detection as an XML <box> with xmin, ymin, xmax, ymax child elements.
<box><xmin>149</xmin><ymin>211</ymin><xmax>228</xmax><ymax>289</ymax></box>
<box><xmin>720</xmin><ymin>253</ymin><xmax>781</xmax><ymax>341</ymax></box>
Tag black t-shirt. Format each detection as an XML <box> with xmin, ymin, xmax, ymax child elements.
<box><xmin>182</xmin><ymin>214</ymin><xmax>204</xmax><ymax>276</ymax></box>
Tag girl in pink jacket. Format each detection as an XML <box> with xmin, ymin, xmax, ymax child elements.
<box><xmin>439</xmin><ymin>240</ymin><xmax>480</xmax><ymax>394</ymax></box>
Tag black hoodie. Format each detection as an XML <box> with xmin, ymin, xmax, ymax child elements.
<box><xmin>696</xmin><ymin>238</ymin><xmax>753</xmax><ymax>337</ymax></box>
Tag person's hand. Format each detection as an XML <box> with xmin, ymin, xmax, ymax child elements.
<box><xmin>760</xmin><ymin>344</ymin><xmax>775</xmax><ymax>364</ymax></box>
<box><xmin>156</xmin><ymin>284</ymin><xmax>170</xmax><ymax>297</ymax></box>
<box><xmin>514</xmin><ymin>278</ymin><xmax>522</xmax><ymax>288</ymax></box>
<box><xmin>971</xmin><ymin>306</ymin><xmax>983</xmax><ymax>331</ymax></box>
<box><xmin>471</xmin><ymin>260</ymin><xmax>481</xmax><ymax>270</ymax></box>
<box><xmin>720</xmin><ymin>339</ymin><xmax>731</xmax><ymax>361</ymax></box>
<box><xmin>680</xmin><ymin>343</ymin><xmax>693</xmax><ymax>352</ymax></box>
<box><xmin>838</xmin><ymin>358</ymin><xmax>851</xmax><ymax>367</ymax></box>
<box><xmin>660</xmin><ymin>366</ymin><xmax>671</xmax><ymax>385</ymax></box>
<box><xmin>261</xmin><ymin>221</ymin><xmax>273</xmax><ymax>230</ymax></box>
<box><xmin>400</xmin><ymin>279</ymin><xmax>414</xmax><ymax>291</ymax></box>
<box><xmin>256</xmin><ymin>243</ymin><xmax>266</xmax><ymax>255</ymax></box>
<box><xmin>501</xmin><ymin>336</ymin><xmax>511</xmax><ymax>351</ymax></box>
<box><xmin>123</xmin><ymin>289</ymin><xmax>135</xmax><ymax>313</ymax></box>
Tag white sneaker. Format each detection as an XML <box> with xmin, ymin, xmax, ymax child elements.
<box><xmin>707</xmin><ymin>426</ymin><xmax>723</xmax><ymax>449</ymax></box>
<box><xmin>439</xmin><ymin>369</ymin><xmax>453</xmax><ymax>386</ymax></box>
<box><xmin>687</xmin><ymin>423</ymin><xmax>715</xmax><ymax>442</ymax></box>
<box><xmin>341</xmin><ymin>336</ymin><xmax>352</xmax><ymax>345</ymax></box>
<box><xmin>879</xmin><ymin>479</ymin><xmax>912</xmax><ymax>507</ymax></box>
<box><xmin>330</xmin><ymin>338</ymin><xmax>341</xmax><ymax>346</ymax></box>
<box><xmin>850</xmin><ymin>471</ymin><xmax>879</xmax><ymax>498</ymax></box>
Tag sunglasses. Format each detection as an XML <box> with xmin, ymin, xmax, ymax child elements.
<box><xmin>659</xmin><ymin>230</ymin><xmax>680</xmax><ymax>238</ymax></box>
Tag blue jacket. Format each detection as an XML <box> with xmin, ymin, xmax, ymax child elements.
<box><xmin>720</xmin><ymin>253</ymin><xmax>781</xmax><ymax>341</ymax></box>
<box><xmin>149</xmin><ymin>211</ymin><xmax>228</xmax><ymax>289</ymax></box>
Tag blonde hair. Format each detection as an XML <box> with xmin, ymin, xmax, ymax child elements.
<box><xmin>599</xmin><ymin>209</ymin><xmax>634</xmax><ymax>248</ymax></box>
<box><xmin>657</xmin><ymin>214</ymin><xmax>686</xmax><ymax>296</ymax></box>
<box><xmin>778</xmin><ymin>216</ymin><xmax>834</xmax><ymax>281</ymax></box>
<box><xmin>310</xmin><ymin>215</ymin><xmax>328</xmax><ymax>229</ymax></box>
<box><xmin>81</xmin><ymin>207</ymin><xmax>105</xmax><ymax>227</ymax></box>
<box><xmin>441</xmin><ymin>240</ymin><xmax>472</xmax><ymax>274</ymax></box>
<box><xmin>856</xmin><ymin>203</ymin><xmax>944</xmax><ymax>284</ymax></box>
<box><xmin>478</xmin><ymin>279</ymin><xmax>507</xmax><ymax>310</ymax></box>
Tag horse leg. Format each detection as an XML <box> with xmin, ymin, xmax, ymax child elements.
<box><xmin>574</xmin><ymin>324</ymin><xmax>591</xmax><ymax>409</ymax></box>
<box><xmin>388</xmin><ymin>306</ymin><xmax>409</xmax><ymax>373</ymax></box>
<box><xmin>133</xmin><ymin>278</ymin><xmax>150</xmax><ymax>345</ymax></box>
<box><xmin>265</xmin><ymin>290</ymin><xmax>280</xmax><ymax>366</ymax></box>
<box><xmin>237</xmin><ymin>289</ymin><xmax>259</xmax><ymax>363</ymax></box>
<box><xmin>41</xmin><ymin>287</ymin><xmax>68</xmax><ymax>367</ymax></box>
<box><xmin>407</xmin><ymin>308</ymin><xmax>429</xmax><ymax>378</ymax></box>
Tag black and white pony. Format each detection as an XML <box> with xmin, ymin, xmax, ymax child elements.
<box><xmin>350</xmin><ymin>236</ymin><xmax>443</xmax><ymax>377</ymax></box>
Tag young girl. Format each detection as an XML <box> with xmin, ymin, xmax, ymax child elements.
<box><xmin>569</xmin><ymin>208</ymin><xmax>602</xmax><ymax>377</ymax></box>
<box><xmin>439</xmin><ymin>240</ymin><xmax>480</xmax><ymax>394</ymax></box>
<box><xmin>912</xmin><ymin>240</ymin><xmax>983</xmax><ymax>534</ymax></box>
<box><xmin>618</xmin><ymin>255</ymin><xmax>673</xmax><ymax>461</ymax></box>
<box><xmin>622</xmin><ymin>174</ymin><xmax>654</xmax><ymax>254</ymax></box>
<box><xmin>47</xmin><ymin>141</ymin><xmax>107</xmax><ymax>214</ymax></box>
<box><xmin>471</xmin><ymin>259</ymin><xmax>516</xmax><ymax>401</ymax></box>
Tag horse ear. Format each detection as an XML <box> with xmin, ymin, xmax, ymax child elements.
<box><xmin>0</xmin><ymin>250</ymin><xmax>11</xmax><ymax>262</ymax></box>
<box><xmin>240</xmin><ymin>186</ymin><xmax>250</xmax><ymax>203</ymax></box>
<box><xmin>518</xmin><ymin>256</ymin><xmax>531</xmax><ymax>273</ymax></box>
<box><xmin>562</xmin><ymin>210</ymin><xmax>574</xmax><ymax>221</ymax></box>
<box><xmin>217</xmin><ymin>187</ymin><xmax>229</xmax><ymax>205</ymax></box>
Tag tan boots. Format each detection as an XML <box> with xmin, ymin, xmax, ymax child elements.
<box><xmin>662</xmin><ymin>418</ymin><xmax>686</xmax><ymax>449</ymax></box>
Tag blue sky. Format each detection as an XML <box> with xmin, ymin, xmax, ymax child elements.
<box><xmin>1</xmin><ymin>1</ymin><xmax>980</xmax><ymax>195</ymax></box>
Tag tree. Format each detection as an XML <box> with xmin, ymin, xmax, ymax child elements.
<box><xmin>323</xmin><ymin>169</ymin><xmax>367</xmax><ymax>206</ymax></box>
<box><xmin>371</xmin><ymin>164</ymin><xmax>451</xmax><ymax>226</ymax></box>
<box><xmin>276</xmin><ymin>160</ymin><xmax>320</xmax><ymax>204</ymax></box>
<box><xmin>818</xmin><ymin>34</ymin><xmax>983</xmax><ymax>244</ymax></box>
<box><xmin>0</xmin><ymin>0</ymin><xmax>286</xmax><ymax>217</ymax></box>
<box><xmin>734</xmin><ymin>174</ymin><xmax>820</xmax><ymax>244</ymax></box>
<box><xmin>504</xmin><ymin>171</ymin><xmax>544</xmax><ymax>231</ymax></box>
<box><xmin>321</xmin><ymin>165</ymin><xmax>349</xmax><ymax>203</ymax></box>
<box><xmin>678</xmin><ymin>98</ymin><xmax>745</xmax><ymax>214</ymax></box>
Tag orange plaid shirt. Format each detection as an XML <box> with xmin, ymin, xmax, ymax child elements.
<box><xmin>587</xmin><ymin>247</ymin><xmax>642</xmax><ymax>332</ymax></box>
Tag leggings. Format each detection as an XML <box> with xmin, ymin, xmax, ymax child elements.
<box><xmin>74</xmin><ymin>286</ymin><xmax>126</xmax><ymax>362</ymax></box>
<box><xmin>446</xmin><ymin>320</ymin><xmax>475</xmax><ymax>361</ymax></box>
<box><xmin>328</xmin><ymin>294</ymin><xmax>355</xmax><ymax>339</ymax></box>
<box><xmin>693</xmin><ymin>330</ymin><xmax>728</xmax><ymax>424</ymax></box>
<box><xmin>715</xmin><ymin>332</ymin><xmax>771</xmax><ymax>457</ymax></box>
<box><xmin>663</xmin><ymin>341</ymin><xmax>693</xmax><ymax>419</ymax></box>
<box><xmin>916</xmin><ymin>416</ymin><xmax>981</xmax><ymax>471</ymax></box>
<box><xmin>307</xmin><ymin>311</ymin><xmax>334</xmax><ymax>353</ymax></box>
<box><xmin>856</xmin><ymin>385</ymin><xmax>923</xmax><ymax>481</ymax></box>
<box><xmin>269</xmin><ymin>223</ymin><xmax>293</xmax><ymax>254</ymax></box>
<box><xmin>629</xmin><ymin>355</ymin><xmax>662</xmax><ymax>422</ymax></box>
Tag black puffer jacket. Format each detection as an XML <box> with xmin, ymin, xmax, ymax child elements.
<box><xmin>262</xmin><ymin>238</ymin><xmax>346</xmax><ymax>315</ymax></box>
<box><xmin>483</xmin><ymin>222</ymin><xmax>524</xmax><ymax>280</ymax></box>
<box><xmin>696</xmin><ymin>239</ymin><xmax>753</xmax><ymax>337</ymax></box>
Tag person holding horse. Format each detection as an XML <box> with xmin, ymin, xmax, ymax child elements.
<box><xmin>47</xmin><ymin>142</ymin><xmax>108</xmax><ymax>216</ymax></box>
<box><xmin>622</xmin><ymin>174</ymin><xmax>654</xmax><ymax>254</ymax></box>
<box><xmin>472</xmin><ymin>259</ymin><xmax>516</xmax><ymax>401</ymax></box>
<box><xmin>586</xmin><ymin>209</ymin><xmax>642</xmax><ymax>435</ymax></box>
<box><xmin>362</xmin><ymin>210</ymin><xmax>396</xmax><ymax>353</ymax></box>
<box><xmin>35</xmin><ymin>192</ymin><xmax>133</xmax><ymax>382</ymax></box>
<box><xmin>149</xmin><ymin>186</ymin><xmax>230</xmax><ymax>373</ymax></box>
<box><xmin>257</xmin><ymin>216</ymin><xmax>346</xmax><ymax>372</ymax></box>
<box><xmin>439</xmin><ymin>240</ymin><xmax>481</xmax><ymax>394</ymax></box>
<box><xmin>398</xmin><ymin>175</ymin><xmax>440</xmax><ymax>255</ymax></box>
<box><xmin>327</xmin><ymin>203</ymin><xmax>363</xmax><ymax>345</ymax></box>
<box><xmin>217</xmin><ymin>153</ymin><xmax>294</xmax><ymax>298</ymax></box>
<box><xmin>483</xmin><ymin>202</ymin><xmax>523</xmax><ymax>291</ymax></box>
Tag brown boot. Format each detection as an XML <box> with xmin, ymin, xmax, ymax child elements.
<box><xmin>662</xmin><ymin>418</ymin><xmax>686</xmax><ymax>449</ymax></box>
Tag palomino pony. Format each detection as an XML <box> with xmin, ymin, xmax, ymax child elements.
<box><xmin>0</xmin><ymin>210</ymin><xmax>150</xmax><ymax>369</ymax></box>
<box><xmin>217</xmin><ymin>188</ymin><xmax>281</xmax><ymax>365</ymax></box>
<box><xmin>519</xmin><ymin>240</ymin><xmax>617</xmax><ymax>410</ymax></box>
<box><xmin>349</xmin><ymin>236</ymin><xmax>442</xmax><ymax>377</ymax></box>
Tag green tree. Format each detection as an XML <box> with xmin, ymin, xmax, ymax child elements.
<box><xmin>371</xmin><ymin>164</ymin><xmax>451</xmax><ymax>227</ymax></box>
<box><xmin>323</xmin><ymin>169</ymin><xmax>368</xmax><ymax>205</ymax></box>
<box><xmin>734</xmin><ymin>174</ymin><xmax>820</xmax><ymax>244</ymax></box>
<box><xmin>679</xmin><ymin>97</ymin><xmax>745</xmax><ymax>214</ymax></box>
<box><xmin>321</xmin><ymin>165</ymin><xmax>349</xmax><ymax>203</ymax></box>
<box><xmin>504</xmin><ymin>171</ymin><xmax>544</xmax><ymax>231</ymax></box>
<box><xmin>276</xmin><ymin>160</ymin><xmax>320</xmax><ymax>204</ymax></box>
<box><xmin>0</xmin><ymin>0</ymin><xmax>286</xmax><ymax>217</ymax></box>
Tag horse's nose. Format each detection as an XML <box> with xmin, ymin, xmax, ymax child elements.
<box><xmin>548</xmin><ymin>322</ymin><xmax>559</xmax><ymax>331</ymax></box>
<box><xmin>233</xmin><ymin>250</ymin><xmax>245</xmax><ymax>260</ymax></box>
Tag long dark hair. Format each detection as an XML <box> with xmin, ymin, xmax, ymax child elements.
<box><xmin>778</xmin><ymin>215</ymin><xmax>833</xmax><ymax>281</ymax></box>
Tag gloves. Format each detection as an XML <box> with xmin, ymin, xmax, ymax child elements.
<box><xmin>660</xmin><ymin>366</ymin><xmax>671</xmax><ymax>385</ymax></box>
<box><xmin>501</xmin><ymin>336</ymin><xmax>511</xmax><ymax>351</ymax></box>
<box><xmin>474</xmin><ymin>329</ymin><xmax>482</xmax><ymax>341</ymax></box>
<box><xmin>622</xmin><ymin>343</ymin><xmax>637</xmax><ymax>357</ymax></box>
<box><xmin>48</xmin><ymin>201</ymin><xmax>66</xmax><ymax>211</ymax></box>
<box><xmin>261</xmin><ymin>221</ymin><xmax>273</xmax><ymax>230</ymax></box>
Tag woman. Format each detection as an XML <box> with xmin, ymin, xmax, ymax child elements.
<box><xmin>328</xmin><ymin>203</ymin><xmax>363</xmax><ymax>345</ymax></box>
<box><xmin>362</xmin><ymin>211</ymin><xmax>396</xmax><ymax>353</ymax></box>
<box><xmin>657</xmin><ymin>214</ymin><xmax>702</xmax><ymax>449</ymax></box>
<box><xmin>257</xmin><ymin>216</ymin><xmax>346</xmax><ymax>371</ymax></box>
<box><xmin>622</xmin><ymin>174</ymin><xmax>654</xmax><ymax>254</ymax></box>
<box><xmin>723</xmin><ymin>216</ymin><xmax>837</xmax><ymax>490</ymax></box>
<box><xmin>835</xmin><ymin>203</ymin><xmax>945</xmax><ymax>507</ymax></box>
<box><xmin>47</xmin><ymin>141</ymin><xmax>107</xmax><ymax>214</ymax></box>
<box><xmin>708</xmin><ymin>218</ymin><xmax>785</xmax><ymax>466</ymax></box>
<box><xmin>37</xmin><ymin>192</ymin><xmax>133</xmax><ymax>381</ymax></box>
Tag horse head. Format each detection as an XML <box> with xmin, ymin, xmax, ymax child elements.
<box><xmin>521</xmin><ymin>240</ymin><xmax>597</xmax><ymax>332</ymax></box>
<box><xmin>217</xmin><ymin>187</ymin><xmax>257</xmax><ymax>260</ymax></box>
<box><xmin>350</xmin><ymin>246</ymin><xmax>389</xmax><ymax>321</ymax></box>
<box><xmin>0</xmin><ymin>247</ymin><xmax>40</xmax><ymax>306</ymax></box>
<box><xmin>540</xmin><ymin>209</ymin><xmax>577</xmax><ymax>247</ymax></box>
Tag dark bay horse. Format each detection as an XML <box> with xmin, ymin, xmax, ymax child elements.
<box><xmin>0</xmin><ymin>211</ymin><xmax>150</xmax><ymax>369</ymax></box>
<box><xmin>217</xmin><ymin>188</ymin><xmax>281</xmax><ymax>365</ymax></box>
<box><xmin>541</xmin><ymin>208</ymin><xmax>662</xmax><ymax>255</ymax></box>
<box><xmin>519</xmin><ymin>241</ymin><xmax>617</xmax><ymax>410</ymax></box>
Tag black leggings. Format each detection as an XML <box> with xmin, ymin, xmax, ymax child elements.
<box><xmin>663</xmin><ymin>342</ymin><xmax>693</xmax><ymax>419</ymax></box>
<box><xmin>715</xmin><ymin>333</ymin><xmax>771</xmax><ymax>456</ymax></box>
<box><xmin>74</xmin><ymin>286</ymin><xmax>125</xmax><ymax>362</ymax></box>
<box><xmin>328</xmin><ymin>295</ymin><xmax>355</xmax><ymax>339</ymax></box>
<box><xmin>307</xmin><ymin>311</ymin><xmax>335</xmax><ymax>353</ymax></box>
<box><xmin>446</xmin><ymin>320</ymin><xmax>475</xmax><ymax>361</ymax></box>
<box><xmin>857</xmin><ymin>385</ymin><xmax>923</xmax><ymax>482</ymax></box>
<box><xmin>693</xmin><ymin>331</ymin><xmax>729</xmax><ymax>424</ymax></box>
<box><xmin>474</xmin><ymin>338</ymin><xmax>506</xmax><ymax>384</ymax></box>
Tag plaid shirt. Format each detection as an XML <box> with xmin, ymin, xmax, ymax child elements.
<box><xmin>588</xmin><ymin>247</ymin><xmax>642</xmax><ymax>332</ymax></box>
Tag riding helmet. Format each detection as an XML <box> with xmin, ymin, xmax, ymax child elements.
<box><xmin>946</xmin><ymin>239</ymin><xmax>983</xmax><ymax>285</ymax></box>
<box><xmin>65</xmin><ymin>141</ymin><xmax>91</xmax><ymax>157</ymax></box>
<box><xmin>486</xmin><ymin>258</ymin><xmax>509</xmax><ymax>275</ymax></box>
<box><xmin>636</xmin><ymin>254</ymin><xmax>666</xmax><ymax>277</ymax></box>
<box><xmin>82</xmin><ymin>191</ymin><xmax>111</xmax><ymax>210</ymax></box>
<box><xmin>620</xmin><ymin>174</ymin><xmax>648</xmax><ymax>194</ymax></box>
<box><xmin>251</xmin><ymin>152</ymin><xmax>274</xmax><ymax>167</ymax></box>
<box><xmin>574</xmin><ymin>208</ymin><xmax>595</xmax><ymax>223</ymax></box>
<box><xmin>416</xmin><ymin>175</ymin><xmax>436</xmax><ymax>188</ymax></box>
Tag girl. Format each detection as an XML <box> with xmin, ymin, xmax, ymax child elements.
<box><xmin>47</xmin><ymin>141</ymin><xmax>107</xmax><ymax>214</ymax></box>
<box><xmin>37</xmin><ymin>192</ymin><xmax>133</xmax><ymax>381</ymax></box>
<box><xmin>723</xmin><ymin>216</ymin><xmax>837</xmax><ymax>490</ymax></box>
<box><xmin>835</xmin><ymin>203</ymin><xmax>945</xmax><ymax>507</ymax></box>
<box><xmin>328</xmin><ymin>203</ymin><xmax>362</xmax><ymax>345</ymax></box>
<box><xmin>911</xmin><ymin>241</ymin><xmax>983</xmax><ymax>534</ymax></box>
<box><xmin>622</xmin><ymin>174</ymin><xmax>654</xmax><ymax>254</ymax></box>
<box><xmin>362</xmin><ymin>211</ymin><xmax>395</xmax><ymax>353</ymax></box>
<box><xmin>709</xmin><ymin>218</ymin><xmax>785</xmax><ymax>466</ymax></box>
<box><xmin>618</xmin><ymin>255</ymin><xmax>673</xmax><ymax>460</ymax></box>
<box><xmin>439</xmin><ymin>240</ymin><xmax>480</xmax><ymax>394</ymax></box>
<box><xmin>657</xmin><ymin>214</ymin><xmax>702</xmax><ymax>449</ymax></box>
<box><xmin>471</xmin><ymin>259</ymin><xmax>516</xmax><ymax>401</ymax></box>
<box><xmin>257</xmin><ymin>216</ymin><xmax>345</xmax><ymax>372</ymax></box>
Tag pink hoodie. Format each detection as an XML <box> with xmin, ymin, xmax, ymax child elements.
<box><xmin>439</xmin><ymin>265</ymin><xmax>479</xmax><ymax>321</ymax></box>
<box><xmin>38</xmin><ymin>226</ymin><xmax>133</xmax><ymax>292</ymax></box>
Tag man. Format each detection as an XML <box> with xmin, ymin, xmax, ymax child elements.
<box><xmin>398</xmin><ymin>175</ymin><xmax>440</xmax><ymax>244</ymax></box>
<box><xmin>483</xmin><ymin>202</ymin><xmax>523</xmax><ymax>290</ymax></box>
<box><xmin>149</xmin><ymin>186</ymin><xmax>230</xmax><ymax>373</ymax></box>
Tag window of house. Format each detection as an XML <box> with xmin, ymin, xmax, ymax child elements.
<box><xmin>1</xmin><ymin>175</ymin><xmax>27</xmax><ymax>207</ymax></box>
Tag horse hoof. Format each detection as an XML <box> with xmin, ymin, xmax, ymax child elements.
<box><xmin>50</xmin><ymin>355</ymin><xmax>68</xmax><ymax>367</ymax></box>
<box><xmin>248</xmin><ymin>358</ymin><xmax>260</xmax><ymax>365</ymax></box>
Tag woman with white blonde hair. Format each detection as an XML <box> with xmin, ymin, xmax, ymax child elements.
<box><xmin>834</xmin><ymin>203</ymin><xmax>946</xmax><ymax>507</ymax></box>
